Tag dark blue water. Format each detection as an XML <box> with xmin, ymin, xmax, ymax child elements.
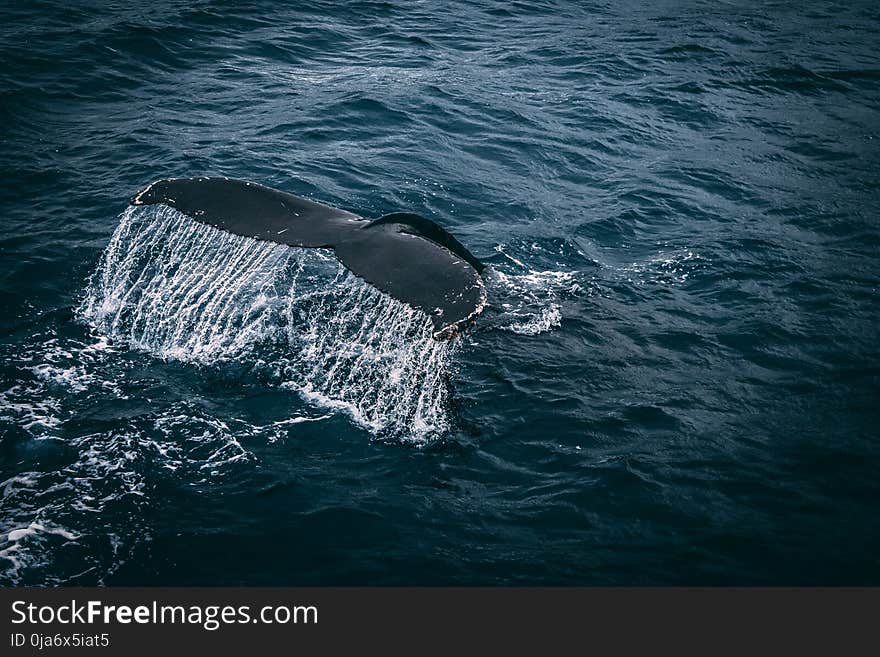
<box><xmin>2</xmin><ymin>0</ymin><xmax>879</xmax><ymax>585</ymax></box>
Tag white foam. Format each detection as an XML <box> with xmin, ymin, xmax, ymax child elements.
<box><xmin>6</xmin><ymin>522</ymin><xmax>79</xmax><ymax>543</ymax></box>
<box><xmin>483</xmin><ymin>266</ymin><xmax>575</xmax><ymax>337</ymax></box>
<box><xmin>0</xmin><ymin>385</ymin><xmax>63</xmax><ymax>435</ymax></box>
<box><xmin>27</xmin><ymin>363</ymin><xmax>95</xmax><ymax>393</ymax></box>
<box><xmin>0</xmin><ymin>397</ymin><xmax>263</xmax><ymax>584</ymax></box>
<box><xmin>506</xmin><ymin>306</ymin><xmax>562</xmax><ymax>335</ymax></box>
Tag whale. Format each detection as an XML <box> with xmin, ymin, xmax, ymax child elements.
<box><xmin>131</xmin><ymin>177</ymin><xmax>487</xmax><ymax>339</ymax></box>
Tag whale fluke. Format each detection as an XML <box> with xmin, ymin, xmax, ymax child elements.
<box><xmin>132</xmin><ymin>177</ymin><xmax>486</xmax><ymax>339</ymax></box>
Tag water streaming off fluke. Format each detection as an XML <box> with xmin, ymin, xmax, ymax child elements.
<box><xmin>78</xmin><ymin>205</ymin><xmax>456</xmax><ymax>441</ymax></box>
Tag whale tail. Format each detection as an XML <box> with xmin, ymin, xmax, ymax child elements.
<box><xmin>132</xmin><ymin>178</ymin><xmax>486</xmax><ymax>338</ymax></box>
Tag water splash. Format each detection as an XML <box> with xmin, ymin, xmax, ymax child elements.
<box><xmin>482</xmin><ymin>245</ymin><xmax>583</xmax><ymax>336</ymax></box>
<box><xmin>78</xmin><ymin>205</ymin><xmax>455</xmax><ymax>440</ymax></box>
<box><xmin>281</xmin><ymin>270</ymin><xmax>454</xmax><ymax>436</ymax></box>
<box><xmin>79</xmin><ymin>205</ymin><xmax>292</xmax><ymax>362</ymax></box>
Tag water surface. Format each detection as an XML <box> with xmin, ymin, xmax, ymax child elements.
<box><xmin>1</xmin><ymin>0</ymin><xmax>879</xmax><ymax>585</ymax></box>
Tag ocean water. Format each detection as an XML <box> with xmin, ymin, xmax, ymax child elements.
<box><xmin>1</xmin><ymin>0</ymin><xmax>879</xmax><ymax>585</ymax></box>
